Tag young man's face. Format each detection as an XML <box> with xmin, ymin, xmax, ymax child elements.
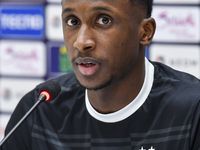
<box><xmin>62</xmin><ymin>0</ymin><xmax>146</xmax><ymax>90</ymax></box>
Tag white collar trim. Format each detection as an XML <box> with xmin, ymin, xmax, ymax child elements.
<box><xmin>85</xmin><ymin>58</ymin><xmax>154</xmax><ymax>123</ymax></box>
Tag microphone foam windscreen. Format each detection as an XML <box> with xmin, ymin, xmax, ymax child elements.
<box><xmin>39</xmin><ymin>79</ymin><xmax>61</xmax><ymax>101</ymax></box>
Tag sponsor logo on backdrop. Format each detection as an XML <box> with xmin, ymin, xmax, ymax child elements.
<box><xmin>58</xmin><ymin>46</ymin><xmax>73</xmax><ymax>72</ymax></box>
<box><xmin>46</xmin><ymin>5</ymin><xmax>63</xmax><ymax>41</ymax></box>
<box><xmin>1</xmin><ymin>88</ymin><xmax>25</xmax><ymax>102</ymax></box>
<box><xmin>5</xmin><ymin>48</ymin><xmax>38</xmax><ymax>61</ymax></box>
<box><xmin>155</xmin><ymin>56</ymin><xmax>198</xmax><ymax>68</ymax></box>
<box><xmin>0</xmin><ymin>78</ymin><xmax>44</xmax><ymax>112</ymax></box>
<box><xmin>152</xmin><ymin>6</ymin><xmax>200</xmax><ymax>43</ymax></box>
<box><xmin>47</xmin><ymin>42</ymin><xmax>73</xmax><ymax>77</ymax></box>
<box><xmin>1</xmin><ymin>89</ymin><xmax>11</xmax><ymax>101</ymax></box>
<box><xmin>149</xmin><ymin>44</ymin><xmax>200</xmax><ymax>78</ymax></box>
<box><xmin>0</xmin><ymin>5</ymin><xmax>45</xmax><ymax>39</ymax></box>
<box><xmin>169</xmin><ymin>59</ymin><xmax>198</xmax><ymax>67</ymax></box>
<box><xmin>51</xmin><ymin>16</ymin><xmax>60</xmax><ymax>28</ymax></box>
<box><xmin>153</xmin><ymin>0</ymin><xmax>199</xmax><ymax>4</ymax></box>
<box><xmin>46</xmin><ymin>0</ymin><xmax>62</xmax><ymax>3</ymax></box>
<box><xmin>155</xmin><ymin>56</ymin><xmax>165</xmax><ymax>64</ymax></box>
<box><xmin>0</xmin><ymin>0</ymin><xmax>45</xmax><ymax>2</ymax></box>
<box><xmin>0</xmin><ymin>40</ymin><xmax>46</xmax><ymax>77</ymax></box>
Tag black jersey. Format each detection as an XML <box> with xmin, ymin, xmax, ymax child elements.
<box><xmin>2</xmin><ymin>59</ymin><xmax>200</xmax><ymax>150</ymax></box>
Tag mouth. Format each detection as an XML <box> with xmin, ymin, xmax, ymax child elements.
<box><xmin>75</xmin><ymin>58</ymin><xmax>101</xmax><ymax>76</ymax></box>
<box><xmin>79</xmin><ymin>62</ymin><xmax>96</xmax><ymax>67</ymax></box>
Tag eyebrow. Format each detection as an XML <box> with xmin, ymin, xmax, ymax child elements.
<box><xmin>62</xmin><ymin>8</ymin><xmax>75</xmax><ymax>15</ymax></box>
<box><xmin>91</xmin><ymin>6</ymin><xmax>113</xmax><ymax>13</ymax></box>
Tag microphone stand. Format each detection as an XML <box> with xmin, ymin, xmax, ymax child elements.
<box><xmin>0</xmin><ymin>94</ymin><xmax>46</xmax><ymax>148</ymax></box>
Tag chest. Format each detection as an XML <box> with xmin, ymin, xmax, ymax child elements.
<box><xmin>32</xmin><ymin>109</ymin><xmax>191</xmax><ymax>150</ymax></box>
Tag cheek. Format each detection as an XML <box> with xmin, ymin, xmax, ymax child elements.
<box><xmin>64</xmin><ymin>35</ymin><xmax>77</xmax><ymax>61</ymax></box>
<box><xmin>64</xmin><ymin>43</ymin><xmax>75</xmax><ymax>65</ymax></box>
<box><xmin>110</xmin><ymin>39</ymin><xmax>139</xmax><ymax>69</ymax></box>
<box><xmin>63</xmin><ymin>28</ymin><xmax>76</xmax><ymax>52</ymax></box>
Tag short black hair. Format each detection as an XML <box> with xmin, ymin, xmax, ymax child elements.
<box><xmin>130</xmin><ymin>0</ymin><xmax>153</xmax><ymax>18</ymax></box>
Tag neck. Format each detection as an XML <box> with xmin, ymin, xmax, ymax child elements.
<box><xmin>87</xmin><ymin>57</ymin><xmax>146</xmax><ymax>114</ymax></box>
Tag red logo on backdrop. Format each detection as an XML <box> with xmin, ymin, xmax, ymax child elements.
<box><xmin>1</xmin><ymin>47</ymin><xmax>42</xmax><ymax>74</ymax></box>
<box><xmin>157</xmin><ymin>11</ymin><xmax>196</xmax><ymax>38</ymax></box>
<box><xmin>6</xmin><ymin>48</ymin><xmax>38</xmax><ymax>60</ymax></box>
<box><xmin>158</xmin><ymin>12</ymin><xmax>195</xmax><ymax>29</ymax></box>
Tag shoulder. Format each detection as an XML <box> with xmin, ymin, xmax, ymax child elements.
<box><xmin>151</xmin><ymin>60</ymin><xmax>200</xmax><ymax>84</ymax></box>
<box><xmin>148</xmin><ymin>61</ymin><xmax>200</xmax><ymax>122</ymax></box>
<box><xmin>150</xmin><ymin>60</ymin><xmax>200</xmax><ymax>108</ymax></box>
<box><xmin>36</xmin><ymin>72</ymin><xmax>83</xmax><ymax>94</ymax></box>
<box><xmin>12</xmin><ymin>72</ymin><xmax>84</xmax><ymax>115</ymax></box>
<box><xmin>45</xmin><ymin>72</ymin><xmax>80</xmax><ymax>90</ymax></box>
<box><xmin>147</xmin><ymin>61</ymin><xmax>200</xmax><ymax>149</ymax></box>
<box><xmin>36</xmin><ymin>72</ymin><xmax>85</xmax><ymax>105</ymax></box>
<box><xmin>151</xmin><ymin>60</ymin><xmax>200</xmax><ymax>90</ymax></box>
<box><xmin>54</xmin><ymin>72</ymin><xmax>79</xmax><ymax>87</ymax></box>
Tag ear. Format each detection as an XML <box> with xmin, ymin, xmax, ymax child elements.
<box><xmin>140</xmin><ymin>18</ymin><xmax>156</xmax><ymax>46</ymax></box>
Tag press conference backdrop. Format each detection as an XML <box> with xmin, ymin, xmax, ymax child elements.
<box><xmin>0</xmin><ymin>0</ymin><xmax>200</xmax><ymax>140</ymax></box>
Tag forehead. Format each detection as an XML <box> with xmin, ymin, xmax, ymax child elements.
<box><xmin>61</xmin><ymin>0</ymin><xmax>145</xmax><ymax>24</ymax></box>
<box><xmin>62</xmin><ymin>0</ymin><xmax>133</xmax><ymax>14</ymax></box>
<box><xmin>62</xmin><ymin>0</ymin><xmax>130</xmax><ymax>5</ymax></box>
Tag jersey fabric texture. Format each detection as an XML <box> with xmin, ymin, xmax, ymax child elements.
<box><xmin>2</xmin><ymin>59</ymin><xmax>200</xmax><ymax>150</ymax></box>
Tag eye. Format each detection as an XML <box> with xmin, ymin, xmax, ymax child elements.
<box><xmin>96</xmin><ymin>17</ymin><xmax>111</xmax><ymax>25</ymax></box>
<box><xmin>66</xmin><ymin>18</ymin><xmax>79</xmax><ymax>27</ymax></box>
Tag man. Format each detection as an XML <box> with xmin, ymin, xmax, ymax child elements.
<box><xmin>2</xmin><ymin>0</ymin><xmax>200</xmax><ymax>149</ymax></box>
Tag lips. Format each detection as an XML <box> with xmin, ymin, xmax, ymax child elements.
<box><xmin>75</xmin><ymin>58</ymin><xmax>100</xmax><ymax>76</ymax></box>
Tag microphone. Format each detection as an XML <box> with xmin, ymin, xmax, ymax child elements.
<box><xmin>0</xmin><ymin>79</ymin><xmax>61</xmax><ymax>148</ymax></box>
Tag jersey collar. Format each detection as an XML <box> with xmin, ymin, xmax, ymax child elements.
<box><xmin>85</xmin><ymin>58</ymin><xmax>154</xmax><ymax>123</ymax></box>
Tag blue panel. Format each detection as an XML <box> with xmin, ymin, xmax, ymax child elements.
<box><xmin>0</xmin><ymin>0</ymin><xmax>45</xmax><ymax>2</ymax></box>
<box><xmin>0</xmin><ymin>0</ymin><xmax>44</xmax><ymax>2</ymax></box>
<box><xmin>145</xmin><ymin>46</ymin><xmax>149</xmax><ymax>59</ymax></box>
<box><xmin>0</xmin><ymin>5</ymin><xmax>45</xmax><ymax>39</ymax></box>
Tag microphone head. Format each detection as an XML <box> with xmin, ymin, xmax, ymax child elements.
<box><xmin>39</xmin><ymin>79</ymin><xmax>61</xmax><ymax>101</ymax></box>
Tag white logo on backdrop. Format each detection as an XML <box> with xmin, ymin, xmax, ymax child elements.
<box><xmin>1</xmin><ymin>14</ymin><xmax>43</xmax><ymax>30</ymax></box>
<box><xmin>0</xmin><ymin>78</ymin><xmax>44</xmax><ymax>112</ymax></box>
<box><xmin>152</xmin><ymin>6</ymin><xmax>200</xmax><ymax>43</ymax></box>
<box><xmin>153</xmin><ymin>0</ymin><xmax>199</xmax><ymax>4</ymax></box>
<box><xmin>46</xmin><ymin>5</ymin><xmax>64</xmax><ymax>41</ymax></box>
<box><xmin>0</xmin><ymin>40</ymin><xmax>46</xmax><ymax>77</ymax></box>
<box><xmin>149</xmin><ymin>44</ymin><xmax>200</xmax><ymax>78</ymax></box>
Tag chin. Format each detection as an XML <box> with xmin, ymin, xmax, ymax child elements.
<box><xmin>78</xmin><ymin>77</ymin><xmax>113</xmax><ymax>91</ymax></box>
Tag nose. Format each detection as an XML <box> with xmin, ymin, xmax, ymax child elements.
<box><xmin>73</xmin><ymin>25</ymin><xmax>96</xmax><ymax>52</ymax></box>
